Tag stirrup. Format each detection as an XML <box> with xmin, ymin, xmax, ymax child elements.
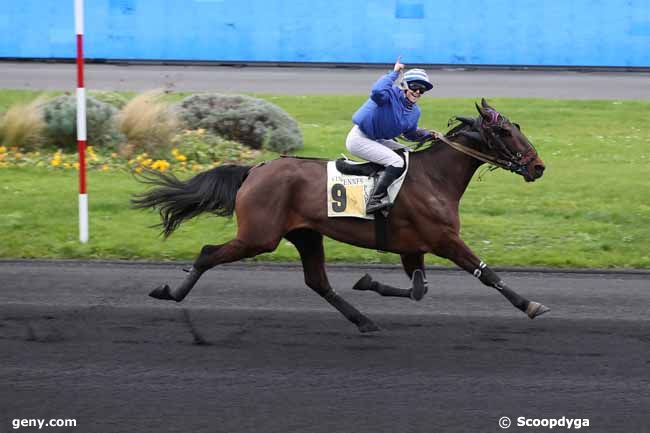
<box><xmin>366</xmin><ymin>196</ymin><xmax>391</xmax><ymax>214</ymax></box>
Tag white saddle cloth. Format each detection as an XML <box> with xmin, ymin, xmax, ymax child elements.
<box><xmin>326</xmin><ymin>152</ymin><xmax>409</xmax><ymax>220</ymax></box>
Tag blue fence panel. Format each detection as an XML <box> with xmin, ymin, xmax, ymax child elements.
<box><xmin>0</xmin><ymin>0</ymin><xmax>648</xmax><ymax>67</ymax></box>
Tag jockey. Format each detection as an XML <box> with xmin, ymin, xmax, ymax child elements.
<box><xmin>346</xmin><ymin>57</ymin><xmax>442</xmax><ymax>214</ymax></box>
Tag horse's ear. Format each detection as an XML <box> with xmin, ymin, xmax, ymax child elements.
<box><xmin>481</xmin><ymin>98</ymin><xmax>490</xmax><ymax>109</ymax></box>
<box><xmin>475</xmin><ymin>102</ymin><xmax>489</xmax><ymax>120</ymax></box>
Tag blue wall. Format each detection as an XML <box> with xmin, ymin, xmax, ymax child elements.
<box><xmin>1</xmin><ymin>0</ymin><xmax>649</xmax><ymax>67</ymax></box>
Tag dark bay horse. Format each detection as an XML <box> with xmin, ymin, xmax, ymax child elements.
<box><xmin>133</xmin><ymin>99</ymin><xmax>548</xmax><ymax>332</ymax></box>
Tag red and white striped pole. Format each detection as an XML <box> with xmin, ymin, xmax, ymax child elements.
<box><xmin>75</xmin><ymin>0</ymin><xmax>88</xmax><ymax>243</ymax></box>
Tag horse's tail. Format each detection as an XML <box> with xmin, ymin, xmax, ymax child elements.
<box><xmin>132</xmin><ymin>164</ymin><xmax>252</xmax><ymax>238</ymax></box>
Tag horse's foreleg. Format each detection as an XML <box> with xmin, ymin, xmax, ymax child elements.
<box><xmin>436</xmin><ymin>236</ymin><xmax>549</xmax><ymax>319</ymax></box>
<box><xmin>351</xmin><ymin>253</ymin><xmax>427</xmax><ymax>301</ymax></box>
<box><xmin>286</xmin><ymin>229</ymin><xmax>380</xmax><ymax>333</ymax></box>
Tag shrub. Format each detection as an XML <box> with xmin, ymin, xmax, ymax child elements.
<box><xmin>0</xmin><ymin>96</ymin><xmax>47</xmax><ymax>150</ymax></box>
<box><xmin>176</xmin><ymin>93</ymin><xmax>303</xmax><ymax>153</ymax></box>
<box><xmin>116</xmin><ymin>90</ymin><xmax>178</xmax><ymax>159</ymax></box>
<box><xmin>41</xmin><ymin>95</ymin><xmax>124</xmax><ymax>152</ymax></box>
<box><xmin>171</xmin><ymin>130</ymin><xmax>259</xmax><ymax>164</ymax></box>
<box><xmin>90</xmin><ymin>91</ymin><xmax>128</xmax><ymax>109</ymax></box>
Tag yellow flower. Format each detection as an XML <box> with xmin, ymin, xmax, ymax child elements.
<box><xmin>171</xmin><ymin>148</ymin><xmax>179</xmax><ymax>156</ymax></box>
<box><xmin>175</xmin><ymin>154</ymin><xmax>187</xmax><ymax>162</ymax></box>
<box><xmin>151</xmin><ymin>159</ymin><xmax>170</xmax><ymax>172</ymax></box>
<box><xmin>0</xmin><ymin>146</ymin><xmax>6</xmax><ymax>153</ymax></box>
<box><xmin>142</xmin><ymin>158</ymin><xmax>153</xmax><ymax>167</ymax></box>
<box><xmin>101</xmin><ymin>164</ymin><xmax>110</xmax><ymax>172</ymax></box>
<box><xmin>63</xmin><ymin>162</ymin><xmax>71</xmax><ymax>169</ymax></box>
<box><xmin>51</xmin><ymin>159</ymin><xmax>61</xmax><ymax>167</ymax></box>
<box><xmin>74</xmin><ymin>162</ymin><xmax>80</xmax><ymax>170</ymax></box>
<box><xmin>135</xmin><ymin>167</ymin><xmax>143</xmax><ymax>174</ymax></box>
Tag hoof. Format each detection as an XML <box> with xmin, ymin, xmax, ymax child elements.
<box><xmin>409</xmin><ymin>269</ymin><xmax>427</xmax><ymax>301</ymax></box>
<box><xmin>149</xmin><ymin>284</ymin><xmax>176</xmax><ymax>301</ymax></box>
<box><xmin>526</xmin><ymin>301</ymin><xmax>550</xmax><ymax>319</ymax></box>
<box><xmin>352</xmin><ymin>274</ymin><xmax>373</xmax><ymax>291</ymax></box>
<box><xmin>358</xmin><ymin>319</ymin><xmax>381</xmax><ymax>333</ymax></box>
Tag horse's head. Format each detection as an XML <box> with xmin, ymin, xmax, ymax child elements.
<box><xmin>454</xmin><ymin>99</ymin><xmax>545</xmax><ymax>182</ymax></box>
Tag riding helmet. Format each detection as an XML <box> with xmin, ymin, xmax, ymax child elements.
<box><xmin>401</xmin><ymin>68</ymin><xmax>434</xmax><ymax>91</ymax></box>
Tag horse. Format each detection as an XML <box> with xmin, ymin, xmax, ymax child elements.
<box><xmin>133</xmin><ymin>98</ymin><xmax>548</xmax><ymax>333</ymax></box>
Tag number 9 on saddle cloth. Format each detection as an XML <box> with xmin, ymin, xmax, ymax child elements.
<box><xmin>327</xmin><ymin>152</ymin><xmax>409</xmax><ymax>219</ymax></box>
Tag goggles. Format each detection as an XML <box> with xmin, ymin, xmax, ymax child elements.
<box><xmin>407</xmin><ymin>82</ymin><xmax>428</xmax><ymax>94</ymax></box>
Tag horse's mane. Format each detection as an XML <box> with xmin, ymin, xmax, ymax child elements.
<box><xmin>446</xmin><ymin>116</ymin><xmax>479</xmax><ymax>136</ymax></box>
<box><xmin>410</xmin><ymin>116</ymin><xmax>479</xmax><ymax>155</ymax></box>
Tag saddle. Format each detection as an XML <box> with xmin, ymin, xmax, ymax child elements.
<box><xmin>328</xmin><ymin>152</ymin><xmax>409</xmax><ymax>252</ymax></box>
<box><xmin>335</xmin><ymin>159</ymin><xmax>383</xmax><ymax>177</ymax></box>
<box><xmin>335</xmin><ymin>150</ymin><xmax>406</xmax><ymax>177</ymax></box>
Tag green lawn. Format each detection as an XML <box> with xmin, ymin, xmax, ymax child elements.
<box><xmin>1</xmin><ymin>91</ymin><xmax>649</xmax><ymax>268</ymax></box>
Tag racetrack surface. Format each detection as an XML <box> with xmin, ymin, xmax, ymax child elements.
<box><xmin>1</xmin><ymin>61</ymin><xmax>650</xmax><ymax>99</ymax></box>
<box><xmin>1</xmin><ymin>260</ymin><xmax>648</xmax><ymax>433</ymax></box>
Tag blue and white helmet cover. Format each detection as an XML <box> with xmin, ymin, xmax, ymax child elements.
<box><xmin>401</xmin><ymin>68</ymin><xmax>434</xmax><ymax>91</ymax></box>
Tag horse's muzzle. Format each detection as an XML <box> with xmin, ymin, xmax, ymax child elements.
<box><xmin>523</xmin><ymin>159</ymin><xmax>545</xmax><ymax>182</ymax></box>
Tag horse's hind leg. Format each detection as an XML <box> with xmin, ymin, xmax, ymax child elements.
<box><xmin>400</xmin><ymin>253</ymin><xmax>428</xmax><ymax>301</ymax></box>
<box><xmin>352</xmin><ymin>253</ymin><xmax>427</xmax><ymax>301</ymax></box>
<box><xmin>150</xmin><ymin>238</ymin><xmax>275</xmax><ymax>302</ymax></box>
<box><xmin>285</xmin><ymin>229</ymin><xmax>380</xmax><ymax>333</ymax></box>
<box><xmin>436</xmin><ymin>235</ymin><xmax>549</xmax><ymax>319</ymax></box>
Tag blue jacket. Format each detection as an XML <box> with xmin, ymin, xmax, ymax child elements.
<box><xmin>352</xmin><ymin>71</ymin><xmax>432</xmax><ymax>142</ymax></box>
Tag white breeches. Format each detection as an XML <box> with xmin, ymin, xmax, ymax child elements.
<box><xmin>345</xmin><ymin>125</ymin><xmax>407</xmax><ymax>168</ymax></box>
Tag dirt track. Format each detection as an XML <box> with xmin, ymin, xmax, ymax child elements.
<box><xmin>1</xmin><ymin>61</ymin><xmax>650</xmax><ymax>99</ymax></box>
<box><xmin>1</xmin><ymin>261</ymin><xmax>649</xmax><ymax>433</ymax></box>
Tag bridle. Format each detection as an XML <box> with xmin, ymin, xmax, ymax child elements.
<box><xmin>435</xmin><ymin>113</ymin><xmax>538</xmax><ymax>175</ymax></box>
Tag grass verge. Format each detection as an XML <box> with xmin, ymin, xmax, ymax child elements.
<box><xmin>1</xmin><ymin>91</ymin><xmax>649</xmax><ymax>268</ymax></box>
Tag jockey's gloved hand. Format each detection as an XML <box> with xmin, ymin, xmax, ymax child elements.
<box><xmin>429</xmin><ymin>130</ymin><xmax>443</xmax><ymax>141</ymax></box>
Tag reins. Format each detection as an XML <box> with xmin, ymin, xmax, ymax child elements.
<box><xmin>435</xmin><ymin>135</ymin><xmax>519</xmax><ymax>172</ymax></box>
<box><xmin>412</xmin><ymin>124</ymin><xmax>536</xmax><ymax>175</ymax></box>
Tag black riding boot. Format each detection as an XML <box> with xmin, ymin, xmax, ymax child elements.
<box><xmin>366</xmin><ymin>165</ymin><xmax>404</xmax><ymax>214</ymax></box>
